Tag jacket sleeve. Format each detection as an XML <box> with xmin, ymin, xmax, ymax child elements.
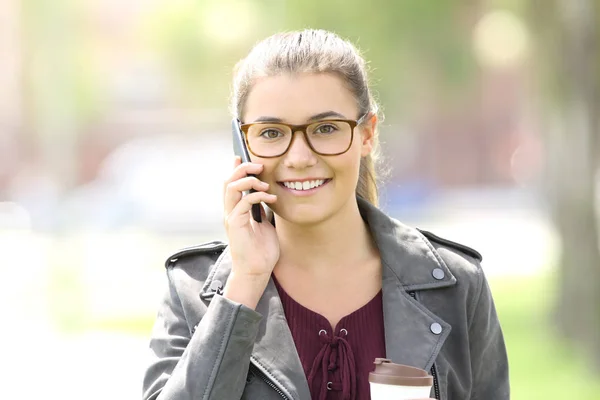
<box><xmin>468</xmin><ymin>268</ymin><xmax>510</xmax><ymax>400</ymax></box>
<box><xmin>142</xmin><ymin>268</ymin><xmax>263</xmax><ymax>400</ymax></box>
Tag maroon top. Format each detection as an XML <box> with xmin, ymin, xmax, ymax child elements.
<box><xmin>273</xmin><ymin>277</ymin><xmax>386</xmax><ymax>400</ymax></box>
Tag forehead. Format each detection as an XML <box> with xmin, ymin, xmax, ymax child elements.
<box><xmin>243</xmin><ymin>73</ymin><xmax>358</xmax><ymax>124</ymax></box>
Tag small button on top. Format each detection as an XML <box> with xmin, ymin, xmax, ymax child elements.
<box><xmin>209</xmin><ymin>280</ymin><xmax>223</xmax><ymax>294</ymax></box>
<box><xmin>432</xmin><ymin>268</ymin><xmax>445</xmax><ymax>280</ymax></box>
<box><xmin>430</xmin><ymin>322</ymin><xmax>443</xmax><ymax>335</ymax></box>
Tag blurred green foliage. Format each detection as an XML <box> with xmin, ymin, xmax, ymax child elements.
<box><xmin>493</xmin><ymin>276</ymin><xmax>600</xmax><ymax>400</ymax></box>
<box><xmin>140</xmin><ymin>0</ymin><xmax>478</xmax><ymax>116</ymax></box>
<box><xmin>20</xmin><ymin>0</ymin><xmax>103</xmax><ymax>127</ymax></box>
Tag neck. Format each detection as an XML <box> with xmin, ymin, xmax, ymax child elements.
<box><xmin>274</xmin><ymin>197</ymin><xmax>377</xmax><ymax>275</ymax></box>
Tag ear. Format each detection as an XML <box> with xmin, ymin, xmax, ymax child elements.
<box><xmin>360</xmin><ymin>114</ymin><xmax>377</xmax><ymax>157</ymax></box>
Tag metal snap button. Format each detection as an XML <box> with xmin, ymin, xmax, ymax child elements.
<box><xmin>209</xmin><ymin>280</ymin><xmax>223</xmax><ymax>294</ymax></box>
<box><xmin>432</xmin><ymin>268</ymin><xmax>445</xmax><ymax>280</ymax></box>
<box><xmin>430</xmin><ymin>322</ymin><xmax>443</xmax><ymax>335</ymax></box>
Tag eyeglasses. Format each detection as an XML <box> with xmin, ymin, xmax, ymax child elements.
<box><xmin>239</xmin><ymin>113</ymin><xmax>369</xmax><ymax>158</ymax></box>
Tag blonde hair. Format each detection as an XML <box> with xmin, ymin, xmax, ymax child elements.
<box><xmin>231</xmin><ymin>29</ymin><xmax>382</xmax><ymax>206</ymax></box>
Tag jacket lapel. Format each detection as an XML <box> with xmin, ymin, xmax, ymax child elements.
<box><xmin>381</xmin><ymin>275</ymin><xmax>452</xmax><ymax>370</ymax></box>
<box><xmin>358</xmin><ymin>197</ymin><xmax>454</xmax><ymax>370</ymax></box>
<box><xmin>251</xmin><ymin>278</ymin><xmax>311</xmax><ymax>400</ymax></box>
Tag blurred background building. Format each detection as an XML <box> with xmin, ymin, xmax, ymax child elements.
<box><xmin>0</xmin><ymin>0</ymin><xmax>598</xmax><ymax>399</ymax></box>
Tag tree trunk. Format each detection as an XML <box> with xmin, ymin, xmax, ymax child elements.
<box><xmin>19</xmin><ymin>0</ymin><xmax>79</xmax><ymax>190</ymax></box>
<box><xmin>540</xmin><ymin>0</ymin><xmax>600</xmax><ymax>369</ymax></box>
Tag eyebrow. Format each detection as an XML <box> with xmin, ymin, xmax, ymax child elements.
<box><xmin>251</xmin><ymin>111</ymin><xmax>348</xmax><ymax>124</ymax></box>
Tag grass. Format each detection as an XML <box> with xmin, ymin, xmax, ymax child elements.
<box><xmin>491</xmin><ymin>274</ymin><xmax>600</xmax><ymax>399</ymax></box>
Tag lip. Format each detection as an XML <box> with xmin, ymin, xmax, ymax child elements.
<box><xmin>277</xmin><ymin>178</ymin><xmax>332</xmax><ymax>196</ymax></box>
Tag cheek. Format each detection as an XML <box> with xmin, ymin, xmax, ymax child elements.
<box><xmin>256</xmin><ymin>160</ymin><xmax>278</xmax><ymax>182</ymax></box>
<box><xmin>332</xmin><ymin>151</ymin><xmax>362</xmax><ymax>180</ymax></box>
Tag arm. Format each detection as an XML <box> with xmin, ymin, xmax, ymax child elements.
<box><xmin>468</xmin><ymin>268</ymin><xmax>510</xmax><ymax>400</ymax></box>
<box><xmin>142</xmin><ymin>269</ymin><xmax>263</xmax><ymax>400</ymax></box>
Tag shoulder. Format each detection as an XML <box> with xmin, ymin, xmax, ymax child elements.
<box><xmin>159</xmin><ymin>241</ymin><xmax>229</xmax><ymax>325</ymax></box>
<box><xmin>164</xmin><ymin>240</ymin><xmax>228</xmax><ymax>269</ymax></box>
<box><xmin>163</xmin><ymin>240</ymin><xmax>228</xmax><ymax>284</ymax></box>
<box><xmin>417</xmin><ymin>228</ymin><xmax>485</xmax><ymax>291</ymax></box>
<box><xmin>416</xmin><ymin>229</ymin><xmax>492</xmax><ymax>324</ymax></box>
<box><xmin>417</xmin><ymin>229</ymin><xmax>482</xmax><ymax>263</ymax></box>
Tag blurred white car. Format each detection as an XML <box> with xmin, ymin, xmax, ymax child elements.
<box><xmin>62</xmin><ymin>134</ymin><xmax>232</xmax><ymax>235</ymax></box>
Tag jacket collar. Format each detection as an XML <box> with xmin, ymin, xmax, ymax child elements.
<box><xmin>356</xmin><ymin>196</ymin><xmax>456</xmax><ymax>290</ymax></box>
<box><xmin>199</xmin><ymin>197</ymin><xmax>454</xmax><ymax>399</ymax></box>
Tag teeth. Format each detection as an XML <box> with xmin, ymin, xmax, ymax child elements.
<box><xmin>283</xmin><ymin>179</ymin><xmax>326</xmax><ymax>191</ymax></box>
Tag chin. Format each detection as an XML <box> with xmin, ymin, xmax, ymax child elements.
<box><xmin>271</xmin><ymin>203</ymin><xmax>333</xmax><ymax>226</ymax></box>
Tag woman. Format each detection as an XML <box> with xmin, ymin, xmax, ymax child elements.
<box><xmin>142</xmin><ymin>29</ymin><xmax>509</xmax><ymax>400</ymax></box>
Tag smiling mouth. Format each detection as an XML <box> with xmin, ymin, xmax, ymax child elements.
<box><xmin>278</xmin><ymin>179</ymin><xmax>331</xmax><ymax>191</ymax></box>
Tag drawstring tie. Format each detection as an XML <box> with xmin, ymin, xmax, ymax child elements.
<box><xmin>307</xmin><ymin>329</ymin><xmax>356</xmax><ymax>400</ymax></box>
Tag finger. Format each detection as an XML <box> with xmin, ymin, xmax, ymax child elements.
<box><xmin>224</xmin><ymin>177</ymin><xmax>270</xmax><ymax>214</ymax></box>
<box><xmin>229</xmin><ymin>162</ymin><xmax>263</xmax><ymax>183</ymax></box>
<box><xmin>227</xmin><ymin>192</ymin><xmax>277</xmax><ymax>224</ymax></box>
<box><xmin>223</xmin><ymin>162</ymin><xmax>263</xmax><ymax>195</ymax></box>
<box><xmin>233</xmin><ymin>155</ymin><xmax>241</xmax><ymax>166</ymax></box>
<box><xmin>227</xmin><ymin>176</ymin><xmax>269</xmax><ymax>193</ymax></box>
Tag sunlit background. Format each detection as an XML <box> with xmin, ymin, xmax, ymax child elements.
<box><xmin>1</xmin><ymin>0</ymin><xmax>599</xmax><ymax>399</ymax></box>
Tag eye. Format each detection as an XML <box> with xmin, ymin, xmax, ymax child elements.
<box><xmin>260</xmin><ymin>129</ymin><xmax>283</xmax><ymax>139</ymax></box>
<box><xmin>314</xmin><ymin>124</ymin><xmax>338</xmax><ymax>135</ymax></box>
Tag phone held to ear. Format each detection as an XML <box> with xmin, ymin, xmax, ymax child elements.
<box><xmin>232</xmin><ymin>119</ymin><xmax>262</xmax><ymax>222</ymax></box>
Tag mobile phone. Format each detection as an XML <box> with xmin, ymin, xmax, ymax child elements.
<box><xmin>231</xmin><ymin>119</ymin><xmax>262</xmax><ymax>222</ymax></box>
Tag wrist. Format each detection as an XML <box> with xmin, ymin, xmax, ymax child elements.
<box><xmin>223</xmin><ymin>271</ymin><xmax>271</xmax><ymax>310</ymax></box>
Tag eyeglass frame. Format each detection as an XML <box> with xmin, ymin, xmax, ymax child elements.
<box><xmin>238</xmin><ymin>113</ymin><xmax>370</xmax><ymax>158</ymax></box>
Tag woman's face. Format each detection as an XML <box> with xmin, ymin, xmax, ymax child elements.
<box><xmin>242</xmin><ymin>72</ymin><xmax>375</xmax><ymax>225</ymax></box>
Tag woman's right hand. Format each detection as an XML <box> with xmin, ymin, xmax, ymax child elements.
<box><xmin>222</xmin><ymin>157</ymin><xmax>279</xmax><ymax>308</ymax></box>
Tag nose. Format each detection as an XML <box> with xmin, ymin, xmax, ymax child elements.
<box><xmin>282</xmin><ymin>131</ymin><xmax>317</xmax><ymax>169</ymax></box>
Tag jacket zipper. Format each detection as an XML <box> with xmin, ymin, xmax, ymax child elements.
<box><xmin>249</xmin><ymin>363</ymin><xmax>290</xmax><ymax>400</ymax></box>
<box><xmin>408</xmin><ymin>291</ymin><xmax>441</xmax><ymax>400</ymax></box>
<box><xmin>430</xmin><ymin>362</ymin><xmax>440</xmax><ymax>399</ymax></box>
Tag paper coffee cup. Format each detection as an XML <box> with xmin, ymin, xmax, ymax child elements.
<box><xmin>368</xmin><ymin>358</ymin><xmax>433</xmax><ymax>400</ymax></box>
